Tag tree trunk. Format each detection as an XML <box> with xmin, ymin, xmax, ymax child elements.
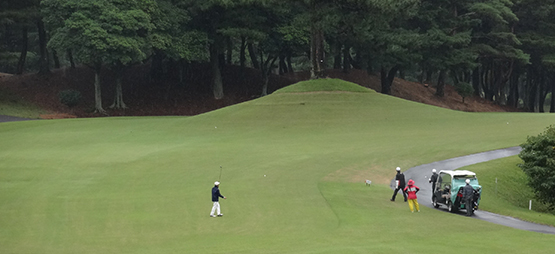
<box><xmin>550</xmin><ymin>77</ymin><xmax>555</xmax><ymax>113</ymax></box>
<box><xmin>52</xmin><ymin>49</ymin><xmax>61</xmax><ymax>69</ymax></box>
<box><xmin>507</xmin><ymin>70</ymin><xmax>519</xmax><ymax>108</ymax></box>
<box><xmin>279</xmin><ymin>54</ymin><xmax>286</xmax><ymax>75</ymax></box>
<box><xmin>334</xmin><ymin>42</ymin><xmax>342</xmax><ymax>69</ymax></box>
<box><xmin>67</xmin><ymin>49</ymin><xmax>76</xmax><ymax>68</ymax></box>
<box><xmin>226</xmin><ymin>36</ymin><xmax>232</xmax><ymax>65</ymax></box>
<box><xmin>472</xmin><ymin>67</ymin><xmax>480</xmax><ymax>96</ymax></box>
<box><xmin>247</xmin><ymin>42</ymin><xmax>260</xmax><ymax>69</ymax></box>
<box><xmin>366</xmin><ymin>58</ymin><xmax>373</xmax><ymax>75</ymax></box>
<box><xmin>342</xmin><ymin>44</ymin><xmax>350</xmax><ymax>73</ymax></box>
<box><xmin>435</xmin><ymin>70</ymin><xmax>446</xmax><ymax>97</ymax></box>
<box><xmin>425</xmin><ymin>70</ymin><xmax>433</xmax><ymax>85</ymax></box>
<box><xmin>37</xmin><ymin>19</ymin><xmax>50</xmax><ymax>74</ymax></box>
<box><xmin>110</xmin><ymin>68</ymin><xmax>127</xmax><ymax>109</ymax></box>
<box><xmin>309</xmin><ymin>6</ymin><xmax>325</xmax><ymax>80</ymax></box>
<box><xmin>527</xmin><ymin>68</ymin><xmax>537</xmax><ymax>112</ymax></box>
<box><xmin>380</xmin><ymin>65</ymin><xmax>399</xmax><ymax>95</ymax></box>
<box><xmin>210</xmin><ymin>43</ymin><xmax>224</xmax><ymax>99</ymax></box>
<box><xmin>93</xmin><ymin>63</ymin><xmax>106</xmax><ymax>114</ymax></box>
<box><xmin>538</xmin><ymin>73</ymin><xmax>546</xmax><ymax>113</ymax></box>
<box><xmin>260</xmin><ymin>52</ymin><xmax>278</xmax><ymax>96</ymax></box>
<box><xmin>16</xmin><ymin>27</ymin><xmax>28</xmax><ymax>75</ymax></box>
<box><xmin>240</xmin><ymin>36</ymin><xmax>246</xmax><ymax>70</ymax></box>
<box><xmin>286</xmin><ymin>51</ymin><xmax>294</xmax><ymax>73</ymax></box>
<box><xmin>150</xmin><ymin>51</ymin><xmax>164</xmax><ymax>80</ymax></box>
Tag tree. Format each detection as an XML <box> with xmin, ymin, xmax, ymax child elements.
<box><xmin>0</xmin><ymin>0</ymin><xmax>41</xmax><ymax>74</ymax></box>
<box><xmin>43</xmin><ymin>0</ymin><xmax>157</xmax><ymax>113</ymax></box>
<box><xmin>515</xmin><ymin>0</ymin><xmax>555</xmax><ymax>112</ymax></box>
<box><xmin>409</xmin><ymin>0</ymin><xmax>478</xmax><ymax>97</ymax></box>
<box><xmin>455</xmin><ymin>82</ymin><xmax>474</xmax><ymax>103</ymax></box>
<box><xmin>471</xmin><ymin>0</ymin><xmax>528</xmax><ymax>104</ymax></box>
<box><xmin>518</xmin><ymin>125</ymin><xmax>555</xmax><ymax>210</ymax></box>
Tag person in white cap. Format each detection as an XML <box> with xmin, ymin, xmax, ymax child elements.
<box><xmin>210</xmin><ymin>181</ymin><xmax>226</xmax><ymax>217</ymax></box>
<box><xmin>390</xmin><ymin>167</ymin><xmax>407</xmax><ymax>202</ymax></box>
<box><xmin>462</xmin><ymin>179</ymin><xmax>474</xmax><ymax>216</ymax></box>
<box><xmin>429</xmin><ymin>169</ymin><xmax>439</xmax><ymax>196</ymax></box>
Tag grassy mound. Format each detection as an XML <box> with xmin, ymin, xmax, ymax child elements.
<box><xmin>1</xmin><ymin>81</ymin><xmax>554</xmax><ymax>253</ymax></box>
<box><xmin>274</xmin><ymin>78</ymin><xmax>374</xmax><ymax>94</ymax></box>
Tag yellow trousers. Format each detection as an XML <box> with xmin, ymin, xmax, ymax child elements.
<box><xmin>408</xmin><ymin>199</ymin><xmax>420</xmax><ymax>212</ymax></box>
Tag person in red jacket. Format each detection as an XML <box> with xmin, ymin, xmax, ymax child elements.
<box><xmin>404</xmin><ymin>179</ymin><xmax>420</xmax><ymax>213</ymax></box>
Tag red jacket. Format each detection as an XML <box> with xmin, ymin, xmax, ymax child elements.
<box><xmin>403</xmin><ymin>179</ymin><xmax>419</xmax><ymax>200</ymax></box>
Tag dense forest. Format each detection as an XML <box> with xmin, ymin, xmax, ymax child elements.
<box><xmin>1</xmin><ymin>0</ymin><xmax>554</xmax><ymax>113</ymax></box>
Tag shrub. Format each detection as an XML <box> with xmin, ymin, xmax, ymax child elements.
<box><xmin>518</xmin><ymin>125</ymin><xmax>555</xmax><ymax>210</ymax></box>
<box><xmin>58</xmin><ymin>89</ymin><xmax>82</xmax><ymax>107</ymax></box>
<box><xmin>455</xmin><ymin>82</ymin><xmax>474</xmax><ymax>103</ymax></box>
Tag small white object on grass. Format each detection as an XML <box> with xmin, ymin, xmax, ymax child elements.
<box><xmin>365</xmin><ymin>180</ymin><xmax>371</xmax><ymax>185</ymax></box>
<box><xmin>215</xmin><ymin>126</ymin><xmax>217</xmax><ymax>128</ymax></box>
<box><xmin>264</xmin><ymin>175</ymin><xmax>266</xmax><ymax>177</ymax></box>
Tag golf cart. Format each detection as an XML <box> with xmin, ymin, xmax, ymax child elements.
<box><xmin>432</xmin><ymin>170</ymin><xmax>482</xmax><ymax>215</ymax></box>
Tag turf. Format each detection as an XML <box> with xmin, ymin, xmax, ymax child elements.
<box><xmin>0</xmin><ymin>87</ymin><xmax>46</xmax><ymax>118</ymax></box>
<box><xmin>1</xmin><ymin>79</ymin><xmax>555</xmax><ymax>253</ymax></box>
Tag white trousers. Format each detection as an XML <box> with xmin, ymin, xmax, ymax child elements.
<box><xmin>210</xmin><ymin>202</ymin><xmax>221</xmax><ymax>215</ymax></box>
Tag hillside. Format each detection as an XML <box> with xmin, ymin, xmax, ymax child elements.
<box><xmin>1</xmin><ymin>79</ymin><xmax>553</xmax><ymax>253</ymax></box>
<box><xmin>0</xmin><ymin>65</ymin><xmax>518</xmax><ymax>118</ymax></box>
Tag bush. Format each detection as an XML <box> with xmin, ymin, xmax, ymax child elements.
<box><xmin>58</xmin><ymin>89</ymin><xmax>82</xmax><ymax>107</ymax></box>
<box><xmin>518</xmin><ymin>125</ymin><xmax>555</xmax><ymax>210</ymax></box>
<box><xmin>455</xmin><ymin>82</ymin><xmax>474</xmax><ymax>103</ymax></box>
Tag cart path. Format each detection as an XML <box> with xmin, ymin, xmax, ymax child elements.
<box><xmin>396</xmin><ymin>147</ymin><xmax>555</xmax><ymax>234</ymax></box>
<box><xmin>0</xmin><ymin>115</ymin><xmax>32</xmax><ymax>123</ymax></box>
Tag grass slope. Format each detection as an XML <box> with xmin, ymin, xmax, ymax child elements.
<box><xmin>1</xmin><ymin>79</ymin><xmax>554</xmax><ymax>253</ymax></box>
<box><xmin>0</xmin><ymin>87</ymin><xmax>46</xmax><ymax>118</ymax></box>
<box><xmin>459</xmin><ymin>156</ymin><xmax>555</xmax><ymax>226</ymax></box>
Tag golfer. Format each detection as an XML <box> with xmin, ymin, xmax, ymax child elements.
<box><xmin>210</xmin><ymin>181</ymin><xmax>226</xmax><ymax>217</ymax></box>
<box><xmin>403</xmin><ymin>179</ymin><xmax>420</xmax><ymax>213</ymax></box>
<box><xmin>429</xmin><ymin>169</ymin><xmax>438</xmax><ymax>195</ymax></box>
<box><xmin>462</xmin><ymin>179</ymin><xmax>474</xmax><ymax>216</ymax></box>
<box><xmin>390</xmin><ymin>167</ymin><xmax>407</xmax><ymax>202</ymax></box>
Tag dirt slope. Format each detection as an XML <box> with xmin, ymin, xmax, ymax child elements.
<box><xmin>0</xmin><ymin>65</ymin><xmax>518</xmax><ymax>118</ymax></box>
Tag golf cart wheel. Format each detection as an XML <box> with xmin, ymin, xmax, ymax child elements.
<box><xmin>432</xmin><ymin>197</ymin><xmax>439</xmax><ymax>208</ymax></box>
<box><xmin>447</xmin><ymin>201</ymin><xmax>456</xmax><ymax>213</ymax></box>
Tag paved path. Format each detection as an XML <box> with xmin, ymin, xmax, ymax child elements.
<box><xmin>394</xmin><ymin>147</ymin><xmax>555</xmax><ymax>234</ymax></box>
<box><xmin>0</xmin><ymin>115</ymin><xmax>31</xmax><ymax>123</ymax></box>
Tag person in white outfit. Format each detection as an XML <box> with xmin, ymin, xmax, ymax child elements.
<box><xmin>210</xmin><ymin>181</ymin><xmax>226</xmax><ymax>217</ymax></box>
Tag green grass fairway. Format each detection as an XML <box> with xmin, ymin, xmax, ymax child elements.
<box><xmin>1</xmin><ymin>79</ymin><xmax>554</xmax><ymax>253</ymax></box>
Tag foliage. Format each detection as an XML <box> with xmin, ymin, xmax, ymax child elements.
<box><xmin>42</xmin><ymin>0</ymin><xmax>157</xmax><ymax>67</ymax></box>
<box><xmin>58</xmin><ymin>89</ymin><xmax>81</xmax><ymax>107</ymax></box>
<box><xmin>519</xmin><ymin>125</ymin><xmax>555</xmax><ymax>210</ymax></box>
<box><xmin>455</xmin><ymin>82</ymin><xmax>474</xmax><ymax>103</ymax></box>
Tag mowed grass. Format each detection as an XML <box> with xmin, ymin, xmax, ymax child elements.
<box><xmin>460</xmin><ymin>156</ymin><xmax>555</xmax><ymax>226</ymax></box>
<box><xmin>1</xmin><ymin>79</ymin><xmax>554</xmax><ymax>253</ymax></box>
<box><xmin>0</xmin><ymin>87</ymin><xmax>46</xmax><ymax>118</ymax></box>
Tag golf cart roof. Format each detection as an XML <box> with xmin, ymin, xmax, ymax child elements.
<box><xmin>439</xmin><ymin>170</ymin><xmax>476</xmax><ymax>177</ymax></box>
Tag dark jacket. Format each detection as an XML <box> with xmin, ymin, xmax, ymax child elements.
<box><xmin>395</xmin><ymin>172</ymin><xmax>406</xmax><ymax>187</ymax></box>
<box><xmin>429</xmin><ymin>173</ymin><xmax>438</xmax><ymax>183</ymax></box>
<box><xmin>212</xmin><ymin>186</ymin><xmax>224</xmax><ymax>202</ymax></box>
<box><xmin>462</xmin><ymin>184</ymin><xmax>474</xmax><ymax>200</ymax></box>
